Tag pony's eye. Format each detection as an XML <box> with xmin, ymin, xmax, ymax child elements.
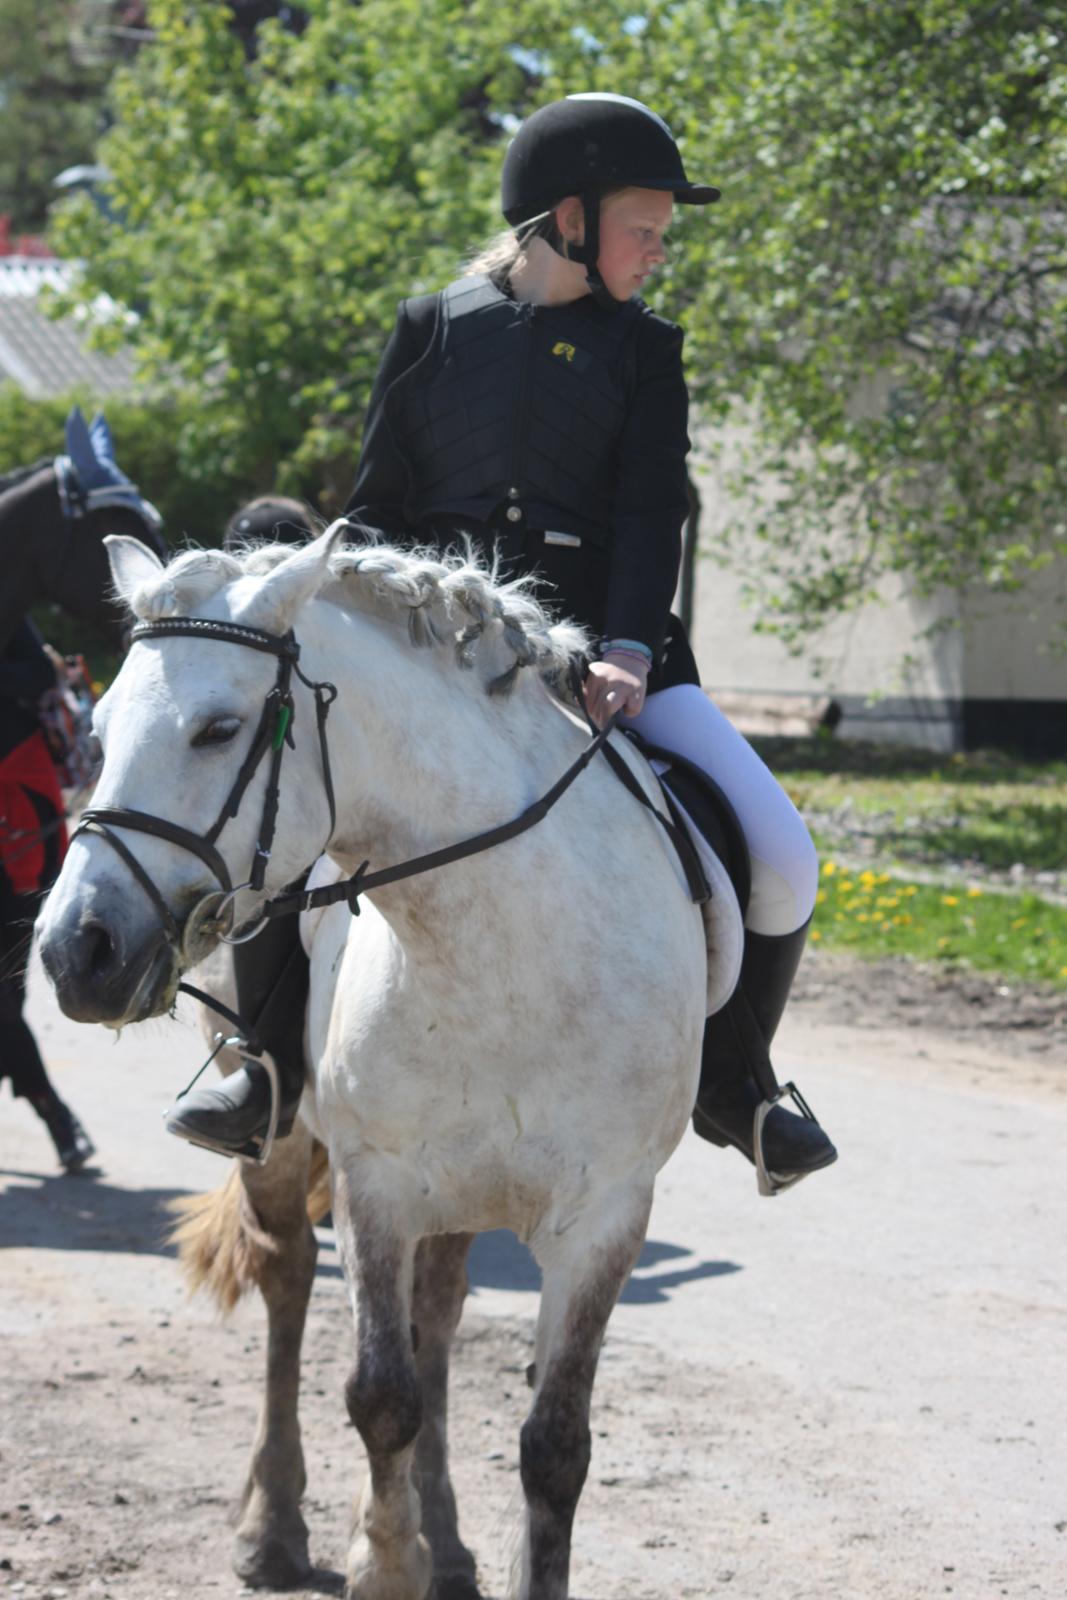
<box><xmin>192</xmin><ymin>716</ymin><xmax>241</xmax><ymax>749</ymax></box>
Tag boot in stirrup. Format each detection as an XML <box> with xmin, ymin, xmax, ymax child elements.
<box><xmin>166</xmin><ymin>922</ymin><xmax>310</xmax><ymax>1164</ymax></box>
<box><xmin>164</xmin><ymin>1054</ymin><xmax>302</xmax><ymax>1165</ymax></box>
<box><xmin>693</xmin><ymin>919</ymin><xmax>837</xmax><ymax>1194</ymax></box>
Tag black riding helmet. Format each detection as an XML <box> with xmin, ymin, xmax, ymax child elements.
<box><xmin>501</xmin><ymin>93</ymin><xmax>720</xmax><ymax>304</ymax></box>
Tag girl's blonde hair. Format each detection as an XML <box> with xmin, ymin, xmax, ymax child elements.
<box><xmin>464</xmin><ymin>226</ymin><xmax>525</xmax><ymax>283</ymax></box>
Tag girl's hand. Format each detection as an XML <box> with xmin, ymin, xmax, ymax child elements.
<box><xmin>584</xmin><ymin>654</ymin><xmax>649</xmax><ymax>728</ymax></box>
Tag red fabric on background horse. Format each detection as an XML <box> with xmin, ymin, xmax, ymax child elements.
<box><xmin>0</xmin><ymin>728</ymin><xmax>67</xmax><ymax>896</ymax></box>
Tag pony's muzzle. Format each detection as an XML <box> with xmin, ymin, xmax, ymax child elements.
<box><xmin>38</xmin><ymin>900</ymin><xmax>179</xmax><ymax>1025</ymax></box>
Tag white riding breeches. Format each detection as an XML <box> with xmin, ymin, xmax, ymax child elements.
<box><xmin>629</xmin><ymin>684</ymin><xmax>818</xmax><ymax>937</ymax></box>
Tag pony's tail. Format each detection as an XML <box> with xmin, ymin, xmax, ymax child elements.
<box><xmin>167</xmin><ymin>1139</ymin><xmax>331</xmax><ymax>1314</ymax></box>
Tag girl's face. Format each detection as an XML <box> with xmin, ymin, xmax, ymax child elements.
<box><xmin>557</xmin><ymin>187</ymin><xmax>674</xmax><ymax>301</ymax></box>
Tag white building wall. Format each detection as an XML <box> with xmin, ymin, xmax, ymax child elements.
<box><xmin>685</xmin><ymin>418</ymin><xmax>1065</xmax><ymax>751</ymax></box>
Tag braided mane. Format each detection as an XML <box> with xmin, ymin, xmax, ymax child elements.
<box><xmin>125</xmin><ymin>534</ymin><xmax>589</xmax><ymax>699</ymax></box>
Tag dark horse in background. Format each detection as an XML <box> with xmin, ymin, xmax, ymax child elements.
<box><xmin>0</xmin><ymin>407</ymin><xmax>167</xmax><ymax>648</ymax></box>
<box><xmin>0</xmin><ymin>409</ymin><xmax>167</xmax><ymax>1164</ymax></box>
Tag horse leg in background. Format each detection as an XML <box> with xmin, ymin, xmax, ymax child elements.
<box><xmin>332</xmin><ymin>1162</ymin><xmax>432</xmax><ymax>1600</ymax></box>
<box><xmin>411</xmin><ymin>1233</ymin><xmax>479</xmax><ymax>1600</ymax></box>
<box><xmin>174</xmin><ymin>954</ymin><xmax>321</xmax><ymax>1588</ymax></box>
<box><xmin>519</xmin><ymin>1186</ymin><xmax>653</xmax><ymax>1600</ymax></box>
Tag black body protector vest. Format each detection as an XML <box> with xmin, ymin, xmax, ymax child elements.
<box><xmin>388</xmin><ymin>275</ymin><xmax>643</xmax><ymax>549</ymax></box>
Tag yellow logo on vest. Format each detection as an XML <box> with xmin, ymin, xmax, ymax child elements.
<box><xmin>551</xmin><ymin>341</ymin><xmax>577</xmax><ymax>363</ymax></box>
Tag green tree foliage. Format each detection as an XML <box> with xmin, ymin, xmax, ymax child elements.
<box><xmin>659</xmin><ymin>1</ymin><xmax>1067</xmax><ymax>639</ymax></box>
<box><xmin>52</xmin><ymin>0</ymin><xmax>1067</xmax><ymax>633</ymax></box>
<box><xmin>0</xmin><ymin>1</ymin><xmax>127</xmax><ymax>232</ymax></box>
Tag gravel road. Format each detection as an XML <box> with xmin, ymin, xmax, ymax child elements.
<box><xmin>2</xmin><ymin>949</ymin><xmax>1064</xmax><ymax>1600</ymax></box>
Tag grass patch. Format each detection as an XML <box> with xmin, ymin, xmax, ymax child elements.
<box><xmin>753</xmin><ymin>737</ymin><xmax>1067</xmax><ymax>875</ymax></box>
<box><xmin>812</xmin><ymin>863</ymin><xmax>1067</xmax><ymax>988</ymax></box>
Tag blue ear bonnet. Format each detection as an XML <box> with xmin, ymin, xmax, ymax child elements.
<box><xmin>55</xmin><ymin>406</ymin><xmax>163</xmax><ymax>531</ymax></box>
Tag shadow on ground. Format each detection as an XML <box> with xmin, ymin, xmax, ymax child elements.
<box><xmin>468</xmin><ymin>1228</ymin><xmax>741</xmax><ymax>1305</ymax></box>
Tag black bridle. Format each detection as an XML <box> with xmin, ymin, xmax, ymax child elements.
<box><xmin>75</xmin><ymin>617</ymin><xmax>338</xmax><ymax>954</ymax></box>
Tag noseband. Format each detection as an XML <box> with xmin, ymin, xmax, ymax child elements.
<box><xmin>75</xmin><ymin>616</ymin><xmax>338</xmax><ymax>951</ymax></box>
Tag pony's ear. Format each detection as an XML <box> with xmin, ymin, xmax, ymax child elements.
<box><xmin>234</xmin><ymin>519</ymin><xmax>347</xmax><ymax>633</ymax></box>
<box><xmin>105</xmin><ymin>533</ymin><xmax>166</xmax><ymax>608</ymax></box>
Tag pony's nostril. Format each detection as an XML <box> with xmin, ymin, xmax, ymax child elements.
<box><xmin>84</xmin><ymin>920</ymin><xmax>116</xmax><ymax>979</ymax></box>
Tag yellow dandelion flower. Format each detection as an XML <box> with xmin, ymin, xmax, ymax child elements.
<box><xmin>839</xmin><ymin>879</ymin><xmax>855</xmax><ymax>892</ymax></box>
<box><xmin>810</xmin><ymin>929</ymin><xmax>822</xmax><ymax>942</ymax></box>
<box><xmin>1060</xmin><ymin>967</ymin><xmax>1067</xmax><ymax>978</ymax></box>
<box><xmin>876</xmin><ymin>873</ymin><xmax>892</xmax><ymax>885</ymax></box>
<box><xmin>1011</xmin><ymin>917</ymin><xmax>1027</xmax><ymax>930</ymax></box>
<box><xmin>822</xmin><ymin>861</ymin><xmax>837</xmax><ymax>877</ymax></box>
<box><xmin>816</xmin><ymin>888</ymin><xmax>827</xmax><ymax>905</ymax></box>
<box><xmin>942</xmin><ymin>895</ymin><xmax>959</xmax><ymax>906</ymax></box>
<box><xmin>937</xmin><ymin>936</ymin><xmax>952</xmax><ymax>948</ymax></box>
<box><xmin>856</xmin><ymin>913</ymin><xmax>869</xmax><ymax>923</ymax></box>
<box><xmin>967</xmin><ymin>887</ymin><xmax>982</xmax><ymax>898</ymax></box>
<box><xmin>903</xmin><ymin>885</ymin><xmax>919</xmax><ymax>897</ymax></box>
<box><xmin>859</xmin><ymin>870</ymin><xmax>876</xmax><ymax>885</ymax></box>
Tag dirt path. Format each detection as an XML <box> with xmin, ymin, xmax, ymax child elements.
<box><xmin>2</xmin><ymin>952</ymin><xmax>1065</xmax><ymax>1600</ymax></box>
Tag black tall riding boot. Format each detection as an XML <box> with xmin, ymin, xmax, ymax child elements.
<box><xmin>693</xmin><ymin>919</ymin><xmax>837</xmax><ymax>1193</ymax></box>
<box><xmin>165</xmin><ymin>917</ymin><xmax>310</xmax><ymax>1162</ymax></box>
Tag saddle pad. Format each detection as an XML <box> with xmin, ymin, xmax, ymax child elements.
<box><xmin>653</xmin><ymin>775</ymin><xmax>744</xmax><ymax>1016</ymax></box>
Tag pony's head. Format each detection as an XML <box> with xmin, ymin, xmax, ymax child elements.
<box><xmin>37</xmin><ymin>526</ymin><xmax>345</xmax><ymax>1026</ymax></box>
<box><xmin>37</xmin><ymin>523</ymin><xmax>588</xmax><ymax>1027</ymax></box>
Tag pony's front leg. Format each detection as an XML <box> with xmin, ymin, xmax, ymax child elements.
<box><xmin>412</xmin><ymin>1233</ymin><xmax>478</xmax><ymax>1599</ymax></box>
<box><xmin>333</xmin><ymin>1164</ymin><xmax>433</xmax><ymax>1600</ymax></box>
<box><xmin>519</xmin><ymin>1186</ymin><xmax>653</xmax><ymax>1600</ymax></box>
<box><xmin>232</xmin><ymin>1122</ymin><xmax>319</xmax><ymax>1587</ymax></box>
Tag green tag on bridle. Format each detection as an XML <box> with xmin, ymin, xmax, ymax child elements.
<box><xmin>272</xmin><ymin>702</ymin><xmax>291</xmax><ymax>751</ymax></box>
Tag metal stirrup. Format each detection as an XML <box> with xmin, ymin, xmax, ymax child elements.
<box><xmin>753</xmin><ymin>1081</ymin><xmax>821</xmax><ymax>1198</ymax></box>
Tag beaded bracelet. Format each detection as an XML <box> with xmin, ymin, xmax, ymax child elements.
<box><xmin>599</xmin><ymin>637</ymin><xmax>653</xmax><ymax>667</ymax></box>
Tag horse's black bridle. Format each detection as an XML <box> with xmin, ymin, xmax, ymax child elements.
<box><xmin>75</xmin><ymin>616</ymin><xmax>338</xmax><ymax>954</ymax></box>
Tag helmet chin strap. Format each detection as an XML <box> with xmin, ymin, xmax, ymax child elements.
<box><xmin>555</xmin><ymin>190</ymin><xmax>621</xmax><ymax>312</ymax></box>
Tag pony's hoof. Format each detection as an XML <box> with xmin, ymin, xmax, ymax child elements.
<box><xmin>345</xmin><ymin>1530</ymin><xmax>433</xmax><ymax>1599</ymax></box>
<box><xmin>433</xmin><ymin>1577</ymin><xmax>483</xmax><ymax>1600</ymax></box>
<box><xmin>234</xmin><ymin>1527</ymin><xmax>312</xmax><ymax>1589</ymax></box>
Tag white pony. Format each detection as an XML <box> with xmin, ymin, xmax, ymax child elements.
<box><xmin>38</xmin><ymin>527</ymin><xmax>734</xmax><ymax>1600</ymax></box>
